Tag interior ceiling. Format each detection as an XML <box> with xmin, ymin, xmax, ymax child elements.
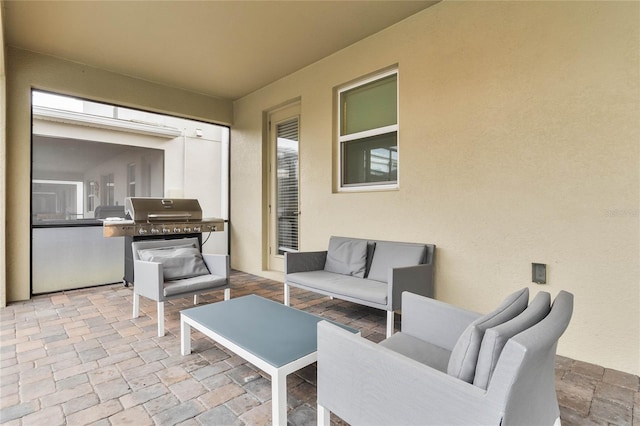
<box><xmin>3</xmin><ymin>0</ymin><xmax>438</xmax><ymax>100</ymax></box>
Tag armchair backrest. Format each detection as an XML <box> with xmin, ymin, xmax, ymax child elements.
<box><xmin>487</xmin><ymin>291</ymin><xmax>574</xmax><ymax>425</ymax></box>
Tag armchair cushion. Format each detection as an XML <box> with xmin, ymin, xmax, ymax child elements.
<box><xmin>379</xmin><ymin>332</ymin><xmax>451</xmax><ymax>373</ymax></box>
<box><xmin>447</xmin><ymin>287</ymin><xmax>529</xmax><ymax>383</ymax></box>
<box><xmin>138</xmin><ymin>246</ymin><xmax>210</xmax><ymax>280</ymax></box>
<box><xmin>324</xmin><ymin>237</ymin><xmax>368</xmax><ymax>278</ymax></box>
<box><xmin>367</xmin><ymin>242</ymin><xmax>426</xmax><ymax>283</ymax></box>
<box><xmin>473</xmin><ymin>291</ymin><xmax>551</xmax><ymax>389</ymax></box>
<box><xmin>164</xmin><ymin>274</ymin><xmax>228</xmax><ymax>297</ymax></box>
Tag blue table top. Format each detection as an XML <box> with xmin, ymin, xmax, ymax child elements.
<box><xmin>181</xmin><ymin>295</ymin><xmax>358</xmax><ymax>368</ymax></box>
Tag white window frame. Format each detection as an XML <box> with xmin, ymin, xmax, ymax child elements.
<box><xmin>337</xmin><ymin>68</ymin><xmax>399</xmax><ymax>192</ymax></box>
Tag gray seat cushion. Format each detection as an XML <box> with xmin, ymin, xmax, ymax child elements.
<box><xmin>380</xmin><ymin>332</ymin><xmax>451</xmax><ymax>373</ymax></box>
<box><xmin>164</xmin><ymin>274</ymin><xmax>227</xmax><ymax>297</ymax></box>
<box><xmin>324</xmin><ymin>237</ymin><xmax>368</xmax><ymax>278</ymax></box>
<box><xmin>367</xmin><ymin>241</ymin><xmax>426</xmax><ymax>283</ymax></box>
<box><xmin>473</xmin><ymin>291</ymin><xmax>551</xmax><ymax>389</ymax></box>
<box><xmin>447</xmin><ymin>287</ymin><xmax>529</xmax><ymax>383</ymax></box>
<box><xmin>287</xmin><ymin>270</ymin><xmax>387</xmax><ymax>305</ymax></box>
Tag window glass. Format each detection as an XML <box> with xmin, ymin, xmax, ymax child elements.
<box><xmin>340</xmin><ymin>74</ymin><xmax>397</xmax><ymax>136</ymax></box>
<box><xmin>338</xmin><ymin>70</ymin><xmax>398</xmax><ymax>189</ymax></box>
<box><xmin>343</xmin><ymin>132</ymin><xmax>397</xmax><ymax>185</ymax></box>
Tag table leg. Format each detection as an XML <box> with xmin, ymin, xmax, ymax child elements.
<box><xmin>317</xmin><ymin>403</ymin><xmax>330</xmax><ymax>426</ymax></box>
<box><xmin>181</xmin><ymin>317</ymin><xmax>191</xmax><ymax>355</ymax></box>
<box><xmin>271</xmin><ymin>370</ymin><xmax>287</xmax><ymax>426</ymax></box>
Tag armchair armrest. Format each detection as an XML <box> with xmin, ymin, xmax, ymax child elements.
<box><xmin>284</xmin><ymin>251</ymin><xmax>327</xmax><ymax>274</ymax></box>
<box><xmin>133</xmin><ymin>260</ymin><xmax>164</xmax><ymax>300</ymax></box>
<box><xmin>202</xmin><ymin>254</ymin><xmax>230</xmax><ymax>279</ymax></box>
<box><xmin>388</xmin><ymin>263</ymin><xmax>434</xmax><ymax>310</ymax></box>
<box><xmin>401</xmin><ymin>292</ymin><xmax>481</xmax><ymax>351</ymax></box>
<box><xmin>317</xmin><ymin>321</ymin><xmax>502</xmax><ymax>426</ymax></box>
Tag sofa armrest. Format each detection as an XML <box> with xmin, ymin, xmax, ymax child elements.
<box><xmin>133</xmin><ymin>260</ymin><xmax>164</xmax><ymax>300</ymax></box>
<box><xmin>284</xmin><ymin>251</ymin><xmax>327</xmax><ymax>274</ymax></box>
<box><xmin>401</xmin><ymin>292</ymin><xmax>481</xmax><ymax>351</ymax></box>
<box><xmin>202</xmin><ymin>254</ymin><xmax>230</xmax><ymax>279</ymax></box>
<box><xmin>388</xmin><ymin>263</ymin><xmax>434</xmax><ymax>310</ymax></box>
<box><xmin>317</xmin><ymin>321</ymin><xmax>501</xmax><ymax>426</ymax></box>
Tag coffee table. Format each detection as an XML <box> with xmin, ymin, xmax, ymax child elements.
<box><xmin>180</xmin><ymin>294</ymin><xmax>359</xmax><ymax>426</ymax></box>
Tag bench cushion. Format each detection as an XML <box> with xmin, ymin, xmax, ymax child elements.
<box><xmin>380</xmin><ymin>332</ymin><xmax>451</xmax><ymax>373</ymax></box>
<box><xmin>287</xmin><ymin>270</ymin><xmax>387</xmax><ymax>305</ymax></box>
<box><xmin>324</xmin><ymin>237</ymin><xmax>368</xmax><ymax>278</ymax></box>
<box><xmin>447</xmin><ymin>288</ymin><xmax>529</xmax><ymax>383</ymax></box>
<box><xmin>367</xmin><ymin>241</ymin><xmax>426</xmax><ymax>283</ymax></box>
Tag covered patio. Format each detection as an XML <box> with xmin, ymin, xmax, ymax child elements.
<box><xmin>1</xmin><ymin>271</ymin><xmax>638</xmax><ymax>425</ymax></box>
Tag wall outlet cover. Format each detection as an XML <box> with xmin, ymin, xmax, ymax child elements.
<box><xmin>532</xmin><ymin>263</ymin><xmax>547</xmax><ymax>284</ymax></box>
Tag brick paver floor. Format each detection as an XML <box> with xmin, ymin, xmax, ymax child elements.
<box><xmin>1</xmin><ymin>270</ymin><xmax>638</xmax><ymax>425</ymax></box>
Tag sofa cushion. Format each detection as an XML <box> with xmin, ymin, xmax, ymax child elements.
<box><xmin>473</xmin><ymin>291</ymin><xmax>551</xmax><ymax>389</ymax></box>
<box><xmin>164</xmin><ymin>273</ymin><xmax>227</xmax><ymax>297</ymax></box>
<box><xmin>324</xmin><ymin>237</ymin><xmax>368</xmax><ymax>278</ymax></box>
<box><xmin>447</xmin><ymin>288</ymin><xmax>529</xmax><ymax>384</ymax></box>
<box><xmin>287</xmin><ymin>270</ymin><xmax>387</xmax><ymax>306</ymax></box>
<box><xmin>367</xmin><ymin>242</ymin><xmax>426</xmax><ymax>283</ymax></box>
<box><xmin>380</xmin><ymin>332</ymin><xmax>451</xmax><ymax>373</ymax></box>
<box><xmin>138</xmin><ymin>246</ymin><xmax>210</xmax><ymax>280</ymax></box>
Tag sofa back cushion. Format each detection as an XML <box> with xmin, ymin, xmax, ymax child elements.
<box><xmin>324</xmin><ymin>237</ymin><xmax>368</xmax><ymax>278</ymax></box>
<box><xmin>473</xmin><ymin>291</ymin><xmax>551</xmax><ymax>389</ymax></box>
<box><xmin>367</xmin><ymin>241</ymin><xmax>426</xmax><ymax>283</ymax></box>
<box><xmin>138</xmin><ymin>246</ymin><xmax>210</xmax><ymax>281</ymax></box>
<box><xmin>447</xmin><ymin>288</ymin><xmax>529</xmax><ymax>383</ymax></box>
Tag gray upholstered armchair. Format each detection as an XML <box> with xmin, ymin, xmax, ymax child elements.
<box><xmin>131</xmin><ymin>237</ymin><xmax>230</xmax><ymax>336</ymax></box>
<box><xmin>317</xmin><ymin>288</ymin><xmax>573</xmax><ymax>426</ymax></box>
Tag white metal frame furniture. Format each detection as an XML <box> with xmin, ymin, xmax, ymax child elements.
<box><xmin>284</xmin><ymin>236</ymin><xmax>436</xmax><ymax>338</ymax></box>
<box><xmin>316</xmin><ymin>290</ymin><xmax>573</xmax><ymax>426</ymax></box>
<box><xmin>180</xmin><ymin>294</ymin><xmax>358</xmax><ymax>426</ymax></box>
<box><xmin>131</xmin><ymin>237</ymin><xmax>230</xmax><ymax>337</ymax></box>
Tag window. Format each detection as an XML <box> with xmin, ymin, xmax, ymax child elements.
<box><xmin>100</xmin><ymin>173</ymin><xmax>115</xmax><ymax>206</ymax></box>
<box><xmin>127</xmin><ymin>163</ymin><xmax>136</xmax><ymax>197</ymax></box>
<box><xmin>338</xmin><ymin>69</ymin><xmax>398</xmax><ymax>189</ymax></box>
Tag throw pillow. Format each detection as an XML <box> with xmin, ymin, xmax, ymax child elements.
<box><xmin>473</xmin><ymin>291</ymin><xmax>551</xmax><ymax>389</ymax></box>
<box><xmin>367</xmin><ymin>242</ymin><xmax>426</xmax><ymax>282</ymax></box>
<box><xmin>324</xmin><ymin>237</ymin><xmax>368</xmax><ymax>278</ymax></box>
<box><xmin>447</xmin><ymin>287</ymin><xmax>529</xmax><ymax>384</ymax></box>
<box><xmin>138</xmin><ymin>246</ymin><xmax>210</xmax><ymax>280</ymax></box>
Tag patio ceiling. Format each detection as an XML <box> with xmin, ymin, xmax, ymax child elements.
<box><xmin>2</xmin><ymin>0</ymin><xmax>438</xmax><ymax>100</ymax></box>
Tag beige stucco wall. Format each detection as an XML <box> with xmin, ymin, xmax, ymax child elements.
<box><xmin>4</xmin><ymin>47</ymin><xmax>233</xmax><ymax>302</ymax></box>
<box><xmin>232</xmin><ymin>1</ymin><xmax>640</xmax><ymax>374</ymax></box>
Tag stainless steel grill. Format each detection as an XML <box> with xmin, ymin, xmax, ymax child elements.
<box><xmin>102</xmin><ymin>197</ymin><xmax>225</xmax><ymax>286</ymax></box>
<box><xmin>103</xmin><ymin>197</ymin><xmax>224</xmax><ymax>237</ymax></box>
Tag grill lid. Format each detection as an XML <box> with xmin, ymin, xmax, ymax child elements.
<box><xmin>125</xmin><ymin>197</ymin><xmax>203</xmax><ymax>222</ymax></box>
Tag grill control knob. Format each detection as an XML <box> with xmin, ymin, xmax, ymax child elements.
<box><xmin>151</xmin><ymin>228</ymin><xmax>160</xmax><ymax>234</ymax></box>
<box><xmin>183</xmin><ymin>227</ymin><xmax>192</xmax><ymax>233</ymax></box>
<box><xmin>174</xmin><ymin>227</ymin><xmax>181</xmax><ymax>233</ymax></box>
<box><xmin>138</xmin><ymin>228</ymin><xmax>148</xmax><ymax>235</ymax></box>
<box><xmin>162</xmin><ymin>228</ymin><xmax>171</xmax><ymax>234</ymax></box>
<box><xmin>193</xmin><ymin>226</ymin><xmax>201</xmax><ymax>232</ymax></box>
